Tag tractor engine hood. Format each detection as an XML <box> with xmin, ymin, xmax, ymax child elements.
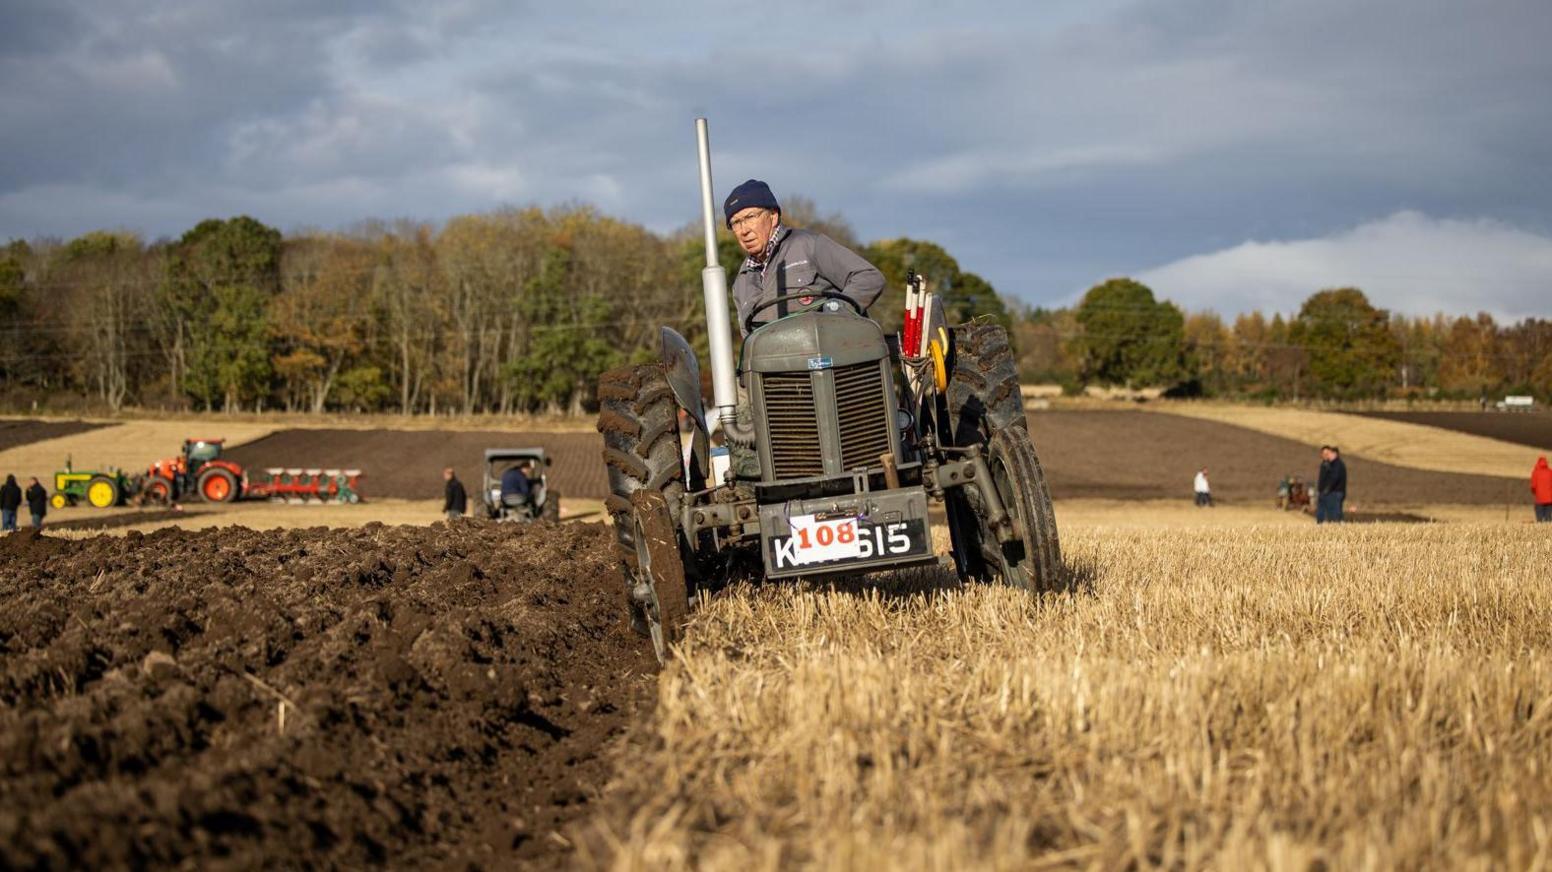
<box><xmin>743</xmin><ymin>310</ymin><xmax>888</xmax><ymax>373</ymax></box>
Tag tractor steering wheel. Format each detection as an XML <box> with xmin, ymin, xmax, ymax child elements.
<box><xmin>743</xmin><ymin>290</ymin><xmax>865</xmax><ymax>335</ymax></box>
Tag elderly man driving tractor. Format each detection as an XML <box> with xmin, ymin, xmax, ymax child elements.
<box><xmin>724</xmin><ymin>179</ymin><xmax>885</xmax><ymax>334</ymax></box>
<box><xmin>723</xmin><ymin>180</ymin><xmax>888</xmax><ymax>478</ymax></box>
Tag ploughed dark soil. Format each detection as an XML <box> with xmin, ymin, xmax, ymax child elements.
<box><xmin>226</xmin><ymin>429</ymin><xmax>608</xmax><ymax>502</ymax></box>
<box><xmin>0</xmin><ymin>418</ymin><xmax>107</xmax><ymax>453</ymax></box>
<box><xmin>1354</xmin><ymin>410</ymin><xmax>1552</xmax><ymax>451</ymax></box>
<box><xmin>228</xmin><ymin>412</ymin><xmax>1524</xmax><ymax>507</ymax></box>
<box><xmin>1027</xmin><ymin>410</ymin><xmax>1521</xmax><ymax>505</ymax></box>
<box><xmin>0</xmin><ymin>521</ymin><xmax>653</xmax><ymax>869</ymax></box>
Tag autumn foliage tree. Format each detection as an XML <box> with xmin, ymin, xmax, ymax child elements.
<box><xmin>2</xmin><ymin>205</ymin><xmax>1548</xmax><ymax>413</ymax></box>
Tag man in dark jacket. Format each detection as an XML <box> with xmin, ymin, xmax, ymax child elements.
<box><xmin>443</xmin><ymin>467</ymin><xmax>467</xmax><ymax>521</ymax></box>
<box><xmin>1531</xmin><ymin>456</ymin><xmax>1552</xmax><ymax>523</ymax></box>
<box><xmin>0</xmin><ymin>474</ymin><xmax>21</xmax><ymax>532</ymax></box>
<box><xmin>724</xmin><ymin>179</ymin><xmax>885</xmax><ymax>336</ymax></box>
<box><xmin>500</xmin><ymin>462</ymin><xmax>532</xmax><ymax>505</ymax></box>
<box><xmin>721</xmin><ymin>179</ymin><xmax>886</xmax><ymax>478</ymax></box>
<box><xmin>24</xmin><ymin>476</ymin><xmax>48</xmax><ymax>530</ymax></box>
<box><xmin>1315</xmin><ymin>445</ymin><xmax>1347</xmax><ymax>524</ymax></box>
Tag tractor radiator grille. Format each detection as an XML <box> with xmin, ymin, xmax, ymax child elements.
<box><xmin>762</xmin><ymin>371</ymin><xmax>825</xmax><ymax>478</ymax></box>
<box><xmin>834</xmin><ymin>362</ymin><xmax>893</xmax><ymax>471</ymax></box>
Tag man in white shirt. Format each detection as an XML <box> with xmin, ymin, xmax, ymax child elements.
<box><xmin>1193</xmin><ymin>467</ymin><xmax>1212</xmax><ymax>507</ymax></box>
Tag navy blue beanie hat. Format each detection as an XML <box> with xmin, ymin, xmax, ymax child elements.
<box><xmin>724</xmin><ymin>179</ymin><xmax>780</xmax><ymax>227</ymax></box>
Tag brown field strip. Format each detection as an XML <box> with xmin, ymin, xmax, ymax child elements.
<box><xmin>1148</xmin><ymin>403</ymin><xmax>1536</xmax><ymax>479</ymax></box>
<box><xmin>0</xmin><ymin>418</ymin><xmax>108</xmax><ymax>453</ymax></box>
<box><xmin>1354</xmin><ymin>410</ymin><xmax>1552</xmax><ymax>452</ymax></box>
<box><xmin>1027</xmin><ymin>409</ymin><xmax>1519</xmax><ymax>506</ymax></box>
<box><xmin>0</xmin><ymin>420</ymin><xmax>281</xmax><ymax>485</ymax></box>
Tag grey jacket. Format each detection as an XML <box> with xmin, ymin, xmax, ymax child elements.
<box><xmin>731</xmin><ymin>227</ymin><xmax>885</xmax><ymax>335</ymax></box>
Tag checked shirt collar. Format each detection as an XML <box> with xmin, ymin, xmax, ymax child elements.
<box><xmin>741</xmin><ymin>224</ymin><xmax>787</xmax><ymax>277</ymax></box>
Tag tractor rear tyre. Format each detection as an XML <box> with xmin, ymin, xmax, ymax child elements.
<box><xmin>86</xmin><ymin>476</ymin><xmax>121</xmax><ymax>509</ymax></box>
<box><xmin>198</xmin><ymin>468</ymin><xmax>239</xmax><ymax>503</ymax></box>
<box><xmin>542</xmin><ymin>490</ymin><xmax>561</xmax><ymax>523</ymax></box>
<box><xmin>946</xmin><ymin>321</ymin><xmax>1026</xmax><ymax>448</ymax></box>
<box><xmin>981</xmin><ymin>428</ymin><xmax>1062</xmax><ymax>592</ymax></box>
<box><xmin>597</xmin><ymin>364</ymin><xmax>687</xmax><ymax>644</ymax></box>
<box><xmin>944</xmin><ymin>320</ymin><xmax>1043</xmax><ymax>585</ymax></box>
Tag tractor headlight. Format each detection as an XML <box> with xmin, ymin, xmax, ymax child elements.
<box><xmin>896</xmin><ymin>409</ymin><xmax>914</xmax><ymax>431</ymax></box>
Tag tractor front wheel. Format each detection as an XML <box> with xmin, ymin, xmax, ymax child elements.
<box><xmin>981</xmin><ymin>428</ymin><xmax>1062</xmax><ymax>593</ymax></box>
<box><xmin>198</xmin><ymin>468</ymin><xmax>239</xmax><ymax>503</ymax></box>
<box><xmin>50</xmin><ymin>493</ymin><xmax>70</xmax><ymax>510</ymax></box>
<box><xmin>142</xmin><ymin>477</ymin><xmax>172</xmax><ymax>505</ymax></box>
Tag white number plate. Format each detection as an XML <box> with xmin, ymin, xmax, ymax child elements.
<box><xmin>770</xmin><ymin>514</ymin><xmax>924</xmax><ymax>570</ymax></box>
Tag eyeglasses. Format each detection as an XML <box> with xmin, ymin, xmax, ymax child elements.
<box><xmin>730</xmin><ymin>210</ymin><xmax>772</xmax><ymax>231</ymax></box>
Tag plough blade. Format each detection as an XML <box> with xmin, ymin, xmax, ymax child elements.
<box><xmin>249</xmin><ymin>467</ymin><xmax>365</xmax><ymax>503</ymax></box>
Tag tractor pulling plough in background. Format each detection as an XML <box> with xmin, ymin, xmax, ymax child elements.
<box><xmin>48</xmin><ymin>437</ymin><xmax>364</xmax><ymax>509</ymax></box>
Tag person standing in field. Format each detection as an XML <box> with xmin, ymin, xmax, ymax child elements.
<box><xmin>443</xmin><ymin>467</ymin><xmax>467</xmax><ymax>522</ymax></box>
<box><xmin>1193</xmin><ymin>467</ymin><xmax>1212</xmax><ymax>507</ymax></box>
<box><xmin>0</xmin><ymin>474</ymin><xmax>21</xmax><ymax>532</ymax></box>
<box><xmin>23</xmin><ymin>476</ymin><xmax>48</xmax><ymax>530</ymax></box>
<box><xmin>1316</xmin><ymin>445</ymin><xmax>1347</xmax><ymax>524</ymax></box>
<box><xmin>1531</xmin><ymin>456</ymin><xmax>1552</xmax><ymax>523</ymax></box>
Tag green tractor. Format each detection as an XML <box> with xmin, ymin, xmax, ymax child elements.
<box><xmin>597</xmin><ymin>119</ymin><xmax>1061</xmax><ymax>662</ymax></box>
<box><xmin>50</xmin><ymin>459</ymin><xmax>132</xmax><ymax>509</ymax></box>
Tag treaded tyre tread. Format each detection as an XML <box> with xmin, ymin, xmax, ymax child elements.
<box><xmin>596</xmin><ymin>364</ymin><xmax>686</xmax><ymax>636</ymax></box>
<box><xmin>986</xmin><ymin>428</ymin><xmax>1062</xmax><ymax>593</ymax></box>
<box><xmin>943</xmin><ymin>321</ymin><xmax>1062</xmax><ymax>590</ymax></box>
<box><xmin>946</xmin><ymin>321</ymin><xmax>1027</xmax><ymax>448</ymax></box>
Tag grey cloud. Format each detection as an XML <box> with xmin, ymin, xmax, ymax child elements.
<box><xmin>1</xmin><ymin>0</ymin><xmax>1549</xmax><ymax>317</ymax></box>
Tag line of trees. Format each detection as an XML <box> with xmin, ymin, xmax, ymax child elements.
<box><xmin>3</xmin><ymin>206</ymin><xmax>1547</xmax><ymax>414</ymax></box>
<box><xmin>0</xmin><ymin>203</ymin><xmax>1011</xmax><ymax>414</ymax></box>
<box><xmin>1015</xmin><ymin>278</ymin><xmax>1552</xmax><ymax>401</ymax></box>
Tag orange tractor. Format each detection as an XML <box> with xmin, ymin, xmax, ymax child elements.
<box><xmin>141</xmin><ymin>439</ymin><xmax>242</xmax><ymax>503</ymax></box>
<box><xmin>140</xmin><ymin>439</ymin><xmax>363</xmax><ymax>504</ymax></box>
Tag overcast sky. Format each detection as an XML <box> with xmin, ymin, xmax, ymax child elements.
<box><xmin>2</xmin><ymin>0</ymin><xmax>1550</xmax><ymax>318</ymax></box>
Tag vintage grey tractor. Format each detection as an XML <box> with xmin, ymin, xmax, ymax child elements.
<box><xmin>597</xmin><ymin>119</ymin><xmax>1061</xmax><ymax>661</ymax></box>
<box><xmin>481</xmin><ymin>448</ymin><xmax>560</xmax><ymax>522</ymax></box>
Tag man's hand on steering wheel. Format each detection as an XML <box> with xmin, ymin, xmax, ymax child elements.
<box><xmin>742</xmin><ymin>290</ymin><xmax>865</xmax><ymax>335</ymax></box>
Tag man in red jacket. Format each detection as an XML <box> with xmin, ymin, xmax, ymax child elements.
<box><xmin>1532</xmin><ymin>456</ymin><xmax>1552</xmax><ymax>523</ymax></box>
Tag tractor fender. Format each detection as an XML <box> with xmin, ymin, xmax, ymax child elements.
<box><xmin>204</xmin><ymin>459</ymin><xmax>246</xmax><ymax>479</ymax></box>
<box><xmin>660</xmin><ymin>326</ymin><xmax>711</xmax><ymax>483</ymax></box>
<box><xmin>659</xmin><ymin>327</ymin><xmax>706</xmax><ymax>432</ymax></box>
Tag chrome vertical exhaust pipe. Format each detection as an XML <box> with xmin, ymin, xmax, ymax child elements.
<box><xmin>695</xmin><ymin>118</ymin><xmax>745</xmax><ymax>441</ymax></box>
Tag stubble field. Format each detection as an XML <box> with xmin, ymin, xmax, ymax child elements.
<box><xmin>583</xmin><ymin>522</ymin><xmax>1552</xmax><ymax>870</ymax></box>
